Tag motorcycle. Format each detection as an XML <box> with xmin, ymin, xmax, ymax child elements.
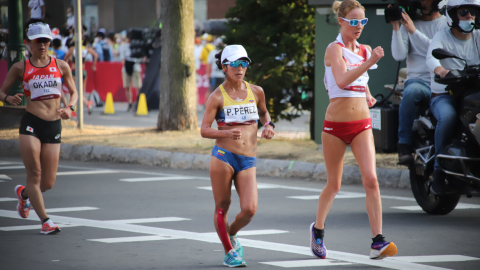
<box><xmin>406</xmin><ymin>49</ymin><xmax>480</xmax><ymax>214</ymax></box>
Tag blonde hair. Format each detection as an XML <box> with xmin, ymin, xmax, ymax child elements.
<box><xmin>332</xmin><ymin>0</ymin><xmax>365</xmax><ymax>19</ymax></box>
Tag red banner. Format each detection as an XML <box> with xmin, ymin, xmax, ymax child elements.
<box><xmin>197</xmin><ymin>64</ymin><xmax>210</xmax><ymax>105</ymax></box>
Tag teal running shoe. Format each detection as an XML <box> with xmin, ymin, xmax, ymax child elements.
<box><xmin>223</xmin><ymin>249</ymin><xmax>247</xmax><ymax>268</ymax></box>
<box><xmin>230</xmin><ymin>234</ymin><xmax>244</xmax><ymax>258</ymax></box>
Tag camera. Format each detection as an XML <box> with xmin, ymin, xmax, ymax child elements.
<box><xmin>384</xmin><ymin>0</ymin><xmax>422</xmax><ymax>23</ymax></box>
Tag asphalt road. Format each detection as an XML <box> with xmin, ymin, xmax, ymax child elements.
<box><xmin>1</xmin><ymin>157</ymin><xmax>480</xmax><ymax>270</ymax></box>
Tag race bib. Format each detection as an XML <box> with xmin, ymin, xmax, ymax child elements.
<box><xmin>29</xmin><ymin>75</ymin><xmax>62</xmax><ymax>101</ymax></box>
<box><xmin>224</xmin><ymin>103</ymin><xmax>259</xmax><ymax>124</ymax></box>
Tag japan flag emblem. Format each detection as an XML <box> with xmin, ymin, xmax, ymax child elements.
<box><xmin>49</xmin><ymin>67</ymin><xmax>57</xmax><ymax>72</ymax></box>
<box><xmin>26</xmin><ymin>126</ymin><xmax>34</xmax><ymax>133</ymax></box>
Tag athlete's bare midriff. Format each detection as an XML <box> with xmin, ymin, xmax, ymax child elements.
<box><xmin>25</xmin><ymin>97</ymin><xmax>61</xmax><ymax>121</ymax></box>
<box><xmin>325</xmin><ymin>97</ymin><xmax>370</xmax><ymax>122</ymax></box>
<box><xmin>216</xmin><ymin>124</ymin><xmax>258</xmax><ymax>157</ymax></box>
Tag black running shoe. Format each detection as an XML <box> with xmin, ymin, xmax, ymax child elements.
<box><xmin>397</xmin><ymin>143</ymin><xmax>414</xmax><ymax>165</ymax></box>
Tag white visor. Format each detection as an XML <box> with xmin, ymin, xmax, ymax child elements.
<box><xmin>221</xmin><ymin>45</ymin><xmax>251</xmax><ymax>63</ymax></box>
<box><xmin>27</xmin><ymin>23</ymin><xmax>53</xmax><ymax>40</ymax></box>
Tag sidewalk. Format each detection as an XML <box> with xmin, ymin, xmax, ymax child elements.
<box><xmin>0</xmin><ymin>116</ymin><xmax>410</xmax><ymax>189</ymax></box>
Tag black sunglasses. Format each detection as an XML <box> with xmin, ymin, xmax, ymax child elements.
<box><xmin>33</xmin><ymin>38</ymin><xmax>51</xmax><ymax>44</ymax></box>
<box><xmin>458</xmin><ymin>9</ymin><xmax>479</xmax><ymax>17</ymax></box>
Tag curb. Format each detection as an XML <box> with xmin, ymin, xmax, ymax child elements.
<box><xmin>0</xmin><ymin>139</ymin><xmax>411</xmax><ymax>189</ymax></box>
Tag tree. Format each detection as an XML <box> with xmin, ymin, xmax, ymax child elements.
<box><xmin>223</xmin><ymin>0</ymin><xmax>316</xmax><ymax>138</ymax></box>
<box><xmin>157</xmin><ymin>0</ymin><xmax>197</xmax><ymax>131</ymax></box>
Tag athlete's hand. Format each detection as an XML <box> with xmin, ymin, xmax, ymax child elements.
<box><xmin>227</xmin><ymin>128</ymin><xmax>243</xmax><ymax>140</ymax></box>
<box><xmin>366</xmin><ymin>94</ymin><xmax>377</xmax><ymax>108</ymax></box>
<box><xmin>58</xmin><ymin>108</ymin><xmax>71</xmax><ymax>120</ymax></box>
<box><xmin>5</xmin><ymin>93</ymin><xmax>24</xmax><ymax>105</ymax></box>
<box><xmin>261</xmin><ymin>125</ymin><xmax>275</xmax><ymax>140</ymax></box>
<box><xmin>369</xmin><ymin>46</ymin><xmax>384</xmax><ymax>65</ymax></box>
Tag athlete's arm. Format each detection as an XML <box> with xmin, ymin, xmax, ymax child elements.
<box><xmin>200</xmin><ymin>90</ymin><xmax>242</xmax><ymax>140</ymax></box>
<box><xmin>252</xmin><ymin>85</ymin><xmax>274</xmax><ymax>139</ymax></box>
<box><xmin>88</xmin><ymin>47</ymin><xmax>98</xmax><ymax>71</ymax></box>
<box><xmin>0</xmin><ymin>62</ymin><xmax>24</xmax><ymax>105</ymax></box>
<box><xmin>365</xmin><ymin>84</ymin><xmax>376</xmax><ymax>107</ymax></box>
<box><xmin>326</xmin><ymin>43</ymin><xmax>383</xmax><ymax>89</ymax></box>
<box><xmin>64</xmin><ymin>47</ymin><xmax>74</xmax><ymax>62</ymax></box>
<box><xmin>57</xmin><ymin>59</ymin><xmax>78</xmax><ymax>119</ymax></box>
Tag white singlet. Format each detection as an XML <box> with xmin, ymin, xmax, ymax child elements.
<box><xmin>324</xmin><ymin>34</ymin><xmax>377</xmax><ymax>99</ymax></box>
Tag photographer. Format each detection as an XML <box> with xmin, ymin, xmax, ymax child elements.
<box><xmin>390</xmin><ymin>0</ymin><xmax>448</xmax><ymax>165</ymax></box>
<box><xmin>426</xmin><ymin>0</ymin><xmax>480</xmax><ymax>194</ymax></box>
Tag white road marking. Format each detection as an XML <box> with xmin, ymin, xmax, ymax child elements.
<box><xmin>45</xmin><ymin>207</ymin><xmax>99</xmax><ymax>213</ymax></box>
<box><xmin>201</xmin><ymin>229</ymin><xmax>289</xmax><ymax>237</ymax></box>
<box><xmin>56</xmin><ymin>170</ymin><xmax>120</xmax><ymax>176</ymax></box>
<box><xmin>89</xmin><ymin>235</ymin><xmax>179</xmax><ymax>243</ymax></box>
<box><xmin>198</xmin><ymin>183</ymin><xmax>285</xmax><ymax>191</ymax></box>
<box><xmin>288</xmin><ymin>192</ymin><xmax>366</xmax><ymax>200</ymax></box>
<box><xmin>392</xmin><ymin>255</ymin><xmax>480</xmax><ymax>263</ymax></box>
<box><xmin>0</xmin><ymin>162</ymin><xmax>20</xmax><ymax>165</ymax></box>
<box><xmin>0</xmin><ymin>209</ymin><xmax>453</xmax><ymax>270</ymax></box>
<box><xmin>0</xmin><ymin>197</ymin><xmax>18</xmax><ymax>202</ymax></box>
<box><xmin>0</xmin><ymin>166</ymin><xmax>25</xmax><ymax>170</ymax></box>
<box><xmin>392</xmin><ymin>203</ymin><xmax>480</xmax><ymax>211</ymax></box>
<box><xmin>111</xmin><ymin>217</ymin><xmax>191</xmax><ymax>223</ymax></box>
<box><xmin>0</xmin><ymin>223</ymin><xmax>80</xmax><ymax>231</ymax></box>
<box><xmin>260</xmin><ymin>259</ymin><xmax>354</xmax><ymax>267</ymax></box>
<box><xmin>0</xmin><ymin>174</ymin><xmax>12</xmax><ymax>180</ymax></box>
<box><xmin>120</xmin><ymin>176</ymin><xmax>198</xmax><ymax>182</ymax></box>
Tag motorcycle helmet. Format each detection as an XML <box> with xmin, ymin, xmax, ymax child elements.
<box><xmin>440</xmin><ymin>0</ymin><xmax>480</xmax><ymax>32</ymax></box>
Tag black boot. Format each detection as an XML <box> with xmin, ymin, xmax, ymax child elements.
<box><xmin>430</xmin><ymin>170</ymin><xmax>453</xmax><ymax>195</ymax></box>
<box><xmin>397</xmin><ymin>143</ymin><xmax>414</xmax><ymax>165</ymax></box>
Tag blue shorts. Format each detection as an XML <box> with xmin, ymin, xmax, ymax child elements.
<box><xmin>212</xmin><ymin>145</ymin><xmax>257</xmax><ymax>174</ymax></box>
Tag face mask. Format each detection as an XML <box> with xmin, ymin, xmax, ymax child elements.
<box><xmin>67</xmin><ymin>13</ymin><xmax>73</xmax><ymax>18</ymax></box>
<box><xmin>459</xmin><ymin>20</ymin><xmax>475</xmax><ymax>33</ymax></box>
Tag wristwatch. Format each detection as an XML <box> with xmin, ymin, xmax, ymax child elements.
<box><xmin>264</xmin><ymin>121</ymin><xmax>275</xmax><ymax>129</ymax></box>
<box><xmin>68</xmin><ymin>105</ymin><xmax>75</xmax><ymax>112</ymax></box>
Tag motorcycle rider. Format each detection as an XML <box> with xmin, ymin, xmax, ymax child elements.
<box><xmin>426</xmin><ymin>0</ymin><xmax>480</xmax><ymax>194</ymax></box>
<box><xmin>390</xmin><ymin>0</ymin><xmax>448</xmax><ymax>165</ymax></box>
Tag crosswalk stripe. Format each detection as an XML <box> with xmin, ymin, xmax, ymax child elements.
<box><xmin>120</xmin><ymin>176</ymin><xmax>198</xmax><ymax>182</ymax></box>
<box><xmin>56</xmin><ymin>170</ymin><xmax>120</xmax><ymax>176</ymax></box>
<box><xmin>198</xmin><ymin>183</ymin><xmax>281</xmax><ymax>191</ymax></box>
<box><xmin>0</xmin><ymin>223</ymin><xmax>80</xmax><ymax>231</ymax></box>
<box><xmin>111</xmin><ymin>217</ymin><xmax>191</xmax><ymax>223</ymax></box>
<box><xmin>392</xmin><ymin>203</ymin><xmax>480</xmax><ymax>211</ymax></box>
<box><xmin>89</xmin><ymin>235</ymin><xmax>180</xmax><ymax>243</ymax></box>
<box><xmin>201</xmin><ymin>229</ymin><xmax>289</xmax><ymax>237</ymax></box>
<box><xmin>260</xmin><ymin>259</ymin><xmax>354</xmax><ymax>267</ymax></box>
<box><xmin>45</xmin><ymin>207</ymin><xmax>99</xmax><ymax>213</ymax></box>
<box><xmin>0</xmin><ymin>198</ymin><xmax>17</xmax><ymax>202</ymax></box>
<box><xmin>0</xmin><ymin>162</ymin><xmax>20</xmax><ymax>166</ymax></box>
<box><xmin>0</xmin><ymin>166</ymin><xmax>25</xmax><ymax>170</ymax></box>
<box><xmin>0</xmin><ymin>174</ymin><xmax>12</xmax><ymax>180</ymax></box>
<box><xmin>392</xmin><ymin>255</ymin><xmax>480</xmax><ymax>263</ymax></box>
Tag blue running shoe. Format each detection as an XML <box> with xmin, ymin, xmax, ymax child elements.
<box><xmin>230</xmin><ymin>234</ymin><xmax>244</xmax><ymax>258</ymax></box>
<box><xmin>223</xmin><ymin>249</ymin><xmax>247</xmax><ymax>268</ymax></box>
<box><xmin>370</xmin><ymin>241</ymin><xmax>397</xmax><ymax>260</ymax></box>
<box><xmin>309</xmin><ymin>222</ymin><xmax>327</xmax><ymax>259</ymax></box>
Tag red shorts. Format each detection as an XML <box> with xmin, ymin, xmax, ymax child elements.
<box><xmin>322</xmin><ymin>118</ymin><xmax>372</xmax><ymax>144</ymax></box>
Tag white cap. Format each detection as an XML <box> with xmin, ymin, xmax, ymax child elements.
<box><xmin>27</xmin><ymin>23</ymin><xmax>53</xmax><ymax>40</ymax></box>
<box><xmin>221</xmin><ymin>45</ymin><xmax>251</xmax><ymax>63</ymax></box>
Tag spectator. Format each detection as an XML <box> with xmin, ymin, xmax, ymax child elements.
<box><xmin>28</xmin><ymin>0</ymin><xmax>45</xmax><ymax>23</ymax></box>
<box><xmin>52</xmin><ymin>38</ymin><xmax>65</xmax><ymax>60</ymax></box>
<box><xmin>199</xmin><ymin>33</ymin><xmax>215</xmax><ymax>65</ymax></box>
<box><xmin>194</xmin><ymin>36</ymin><xmax>203</xmax><ymax>70</ymax></box>
<box><xmin>119</xmin><ymin>35</ymin><xmax>143</xmax><ymax>112</ymax></box>
<box><xmin>94</xmin><ymin>28</ymin><xmax>112</xmax><ymax>62</ymax></box>
<box><xmin>107</xmin><ymin>32</ymin><xmax>121</xmax><ymax>61</ymax></box>
<box><xmin>205</xmin><ymin>37</ymin><xmax>225</xmax><ymax>101</ymax></box>
<box><xmin>390</xmin><ymin>0</ymin><xmax>448</xmax><ymax>165</ymax></box>
<box><xmin>65</xmin><ymin>6</ymin><xmax>74</xmax><ymax>29</ymax></box>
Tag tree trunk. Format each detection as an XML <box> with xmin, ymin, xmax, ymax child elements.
<box><xmin>157</xmin><ymin>0</ymin><xmax>197</xmax><ymax>131</ymax></box>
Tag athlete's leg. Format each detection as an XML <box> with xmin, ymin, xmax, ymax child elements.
<box><xmin>19</xmin><ymin>135</ymin><xmax>48</xmax><ymax>221</ymax></box>
<box><xmin>350</xmin><ymin>129</ymin><xmax>382</xmax><ymax>237</ymax></box>
<box><xmin>39</xmin><ymin>143</ymin><xmax>61</xmax><ymax>192</ymax></box>
<box><xmin>229</xmin><ymin>167</ymin><xmax>257</xmax><ymax>236</ymax></box>
<box><xmin>210</xmin><ymin>156</ymin><xmax>235</xmax><ymax>254</ymax></box>
<box><xmin>315</xmin><ymin>132</ymin><xmax>347</xmax><ymax>229</ymax></box>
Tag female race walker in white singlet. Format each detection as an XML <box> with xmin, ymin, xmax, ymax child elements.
<box><xmin>0</xmin><ymin>23</ymin><xmax>78</xmax><ymax>234</ymax></box>
<box><xmin>201</xmin><ymin>45</ymin><xmax>275</xmax><ymax>267</ymax></box>
<box><xmin>309</xmin><ymin>0</ymin><xmax>398</xmax><ymax>260</ymax></box>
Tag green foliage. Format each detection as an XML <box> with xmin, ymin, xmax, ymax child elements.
<box><xmin>224</xmin><ymin>0</ymin><xmax>315</xmax><ymax>122</ymax></box>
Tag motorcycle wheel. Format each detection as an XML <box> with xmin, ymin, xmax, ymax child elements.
<box><xmin>409</xmin><ymin>165</ymin><xmax>460</xmax><ymax>215</ymax></box>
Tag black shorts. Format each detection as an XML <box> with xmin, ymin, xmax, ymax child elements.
<box><xmin>19</xmin><ymin>112</ymin><xmax>62</xmax><ymax>144</ymax></box>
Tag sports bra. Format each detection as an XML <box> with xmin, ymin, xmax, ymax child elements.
<box><xmin>215</xmin><ymin>82</ymin><xmax>259</xmax><ymax>126</ymax></box>
<box><xmin>22</xmin><ymin>57</ymin><xmax>62</xmax><ymax>101</ymax></box>
<box><xmin>323</xmin><ymin>34</ymin><xmax>377</xmax><ymax>99</ymax></box>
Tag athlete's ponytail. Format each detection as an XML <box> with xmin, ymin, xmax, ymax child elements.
<box><xmin>215</xmin><ymin>50</ymin><xmax>224</xmax><ymax>70</ymax></box>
